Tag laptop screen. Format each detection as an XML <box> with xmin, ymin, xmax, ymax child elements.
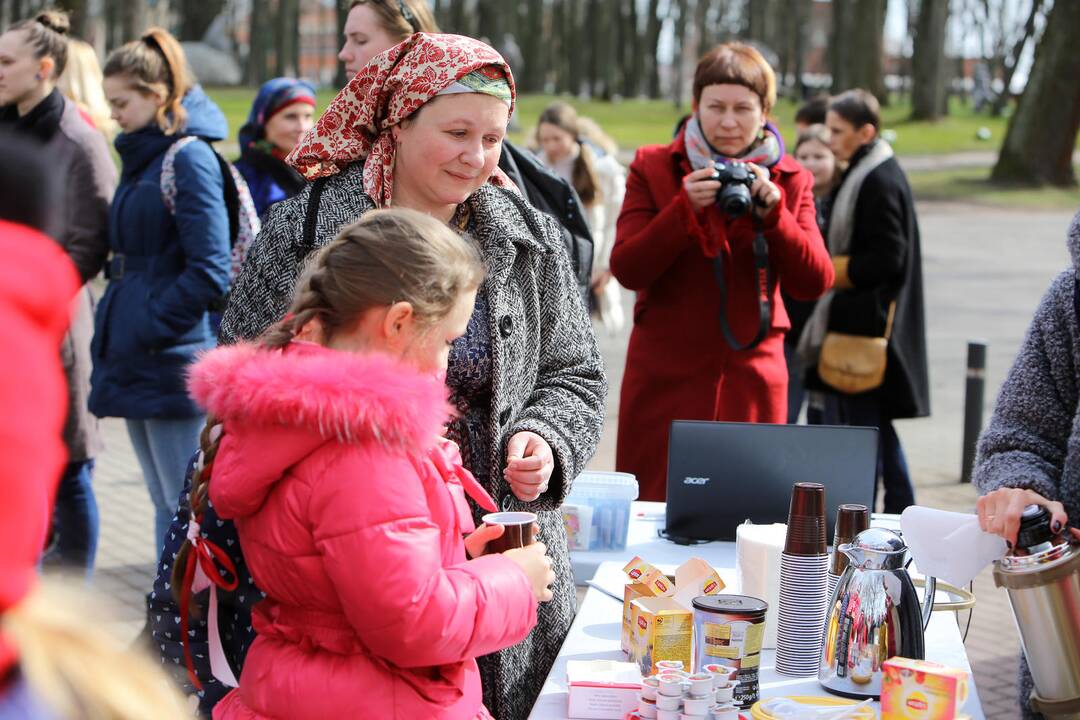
<box><xmin>665</xmin><ymin>421</ymin><xmax>878</xmax><ymax>543</ymax></box>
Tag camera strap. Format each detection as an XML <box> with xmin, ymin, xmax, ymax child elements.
<box><xmin>712</xmin><ymin>222</ymin><xmax>773</xmax><ymax>351</ymax></box>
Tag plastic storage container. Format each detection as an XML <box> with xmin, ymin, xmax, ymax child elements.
<box><xmin>561</xmin><ymin>471</ymin><xmax>639</xmax><ymax>551</ymax></box>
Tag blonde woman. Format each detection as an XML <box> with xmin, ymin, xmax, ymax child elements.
<box><xmin>536</xmin><ymin>102</ymin><xmax>627</xmax><ymax>332</ymax></box>
<box><xmin>58</xmin><ymin>38</ymin><xmax>118</xmax><ymax>138</ymax></box>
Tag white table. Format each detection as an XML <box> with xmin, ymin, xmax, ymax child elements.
<box><xmin>529</xmin><ymin>502</ymin><xmax>985</xmax><ymax>720</ymax></box>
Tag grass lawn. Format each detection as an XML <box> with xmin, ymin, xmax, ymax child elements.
<box><xmin>907</xmin><ymin>166</ymin><xmax>1080</xmax><ymax>211</ymax></box>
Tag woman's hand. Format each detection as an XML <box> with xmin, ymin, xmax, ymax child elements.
<box><xmin>746</xmin><ymin>162</ymin><xmax>782</xmax><ymax>219</ymax></box>
<box><xmin>683</xmin><ymin>167</ymin><xmax>722</xmax><ymax>212</ymax></box>
<box><xmin>591</xmin><ymin>269</ymin><xmax>613</xmax><ymax>292</ymax></box>
<box><xmin>505</xmin><ymin>431</ymin><xmax>555</xmax><ymax>502</ymax></box>
<box><xmin>976</xmin><ymin>487</ymin><xmax>1076</xmax><ymax>547</ymax></box>
<box><xmin>504</xmin><ymin>542</ymin><xmax>555</xmax><ymax>602</ymax></box>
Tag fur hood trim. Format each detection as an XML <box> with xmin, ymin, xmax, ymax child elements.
<box><xmin>188</xmin><ymin>342</ymin><xmax>451</xmax><ymax>448</ymax></box>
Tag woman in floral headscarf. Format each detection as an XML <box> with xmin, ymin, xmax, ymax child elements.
<box><xmin>218</xmin><ymin>34</ymin><xmax>605</xmax><ymax>720</ymax></box>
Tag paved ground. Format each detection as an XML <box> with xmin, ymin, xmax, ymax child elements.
<box><xmin>83</xmin><ymin>201</ymin><xmax>1076</xmax><ymax>718</ymax></box>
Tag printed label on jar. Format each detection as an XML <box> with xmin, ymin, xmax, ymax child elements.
<box><xmin>702</xmin><ymin>620</ymin><xmax>764</xmax><ymax>658</ymax></box>
<box><xmin>701</xmin><ymin>619</ymin><xmax>764</xmax><ymax>708</ymax></box>
<box><xmin>735</xmin><ymin>662</ymin><xmax>760</xmax><ymax>708</ymax></box>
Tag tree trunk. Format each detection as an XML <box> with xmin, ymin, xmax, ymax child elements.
<box><xmin>271</xmin><ymin>0</ymin><xmax>300</xmax><ymax>77</ymax></box>
<box><xmin>520</xmin><ymin>0</ymin><xmax>543</xmax><ymax>92</ymax></box>
<box><xmin>246</xmin><ymin>0</ymin><xmax>272</xmax><ymax>86</ymax></box>
<box><xmin>911</xmin><ymin>0</ymin><xmax>950</xmax><ymax>120</ymax></box>
<box><xmin>830</xmin><ymin>0</ymin><xmax>853</xmax><ymax>94</ymax></box>
<box><xmin>793</xmin><ymin>0</ymin><xmax>808</xmax><ymax>98</ymax></box>
<box><xmin>992</xmin><ymin>0</ymin><xmax>1045</xmax><ymax>117</ymax></box>
<box><xmin>599</xmin><ymin>0</ymin><xmax>619</xmax><ymax>100</ymax></box>
<box><xmin>566</xmin><ymin>0</ymin><xmax>587</xmax><ymax>96</ymax></box>
<box><xmin>120</xmin><ymin>0</ymin><xmax>145</xmax><ymax>43</ymax></box>
<box><xmin>623</xmin><ymin>0</ymin><xmax>641</xmax><ymax>97</ymax></box>
<box><xmin>645</xmin><ymin>0</ymin><xmax>663</xmax><ymax>99</ymax></box>
<box><xmin>63</xmin><ymin>0</ymin><xmax>91</xmax><ymax>40</ymax></box>
<box><xmin>992</xmin><ymin>0</ymin><xmax>1080</xmax><ymax>187</ymax></box>
<box><xmin>476</xmin><ymin>0</ymin><xmax>500</xmax><ymax>44</ymax></box>
<box><xmin>584</xmin><ymin>0</ymin><xmax>601</xmax><ymax>97</ymax></box>
<box><xmin>334</xmin><ymin>0</ymin><xmax>348</xmax><ymax>88</ymax></box>
<box><xmin>104</xmin><ymin>0</ymin><xmax>119</xmax><ymax>52</ymax></box>
<box><xmin>673</xmin><ymin>0</ymin><xmax>689</xmax><ymax>107</ymax></box>
<box><xmin>695</xmin><ymin>0</ymin><xmax>710</xmax><ymax>57</ymax></box>
<box><xmin>177</xmin><ymin>0</ymin><xmax>225</xmax><ymax>42</ymax></box>
<box><xmin>849</xmin><ymin>0</ymin><xmax>888</xmax><ymax>103</ymax></box>
<box><xmin>450</xmin><ymin>0</ymin><xmax>470</xmax><ymax>36</ymax></box>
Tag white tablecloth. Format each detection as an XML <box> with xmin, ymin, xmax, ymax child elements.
<box><xmin>529</xmin><ymin>502</ymin><xmax>985</xmax><ymax>720</ymax></box>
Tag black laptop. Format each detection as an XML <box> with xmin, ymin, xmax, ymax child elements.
<box><xmin>665</xmin><ymin>421</ymin><xmax>878</xmax><ymax>543</ymax></box>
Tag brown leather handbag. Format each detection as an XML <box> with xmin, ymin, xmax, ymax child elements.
<box><xmin>818</xmin><ymin>302</ymin><xmax>896</xmax><ymax>395</ymax></box>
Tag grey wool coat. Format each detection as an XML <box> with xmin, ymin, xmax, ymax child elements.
<box><xmin>219</xmin><ymin>162</ymin><xmax>607</xmax><ymax>720</ymax></box>
<box><xmin>973</xmin><ymin>209</ymin><xmax>1080</xmax><ymax>719</ymax></box>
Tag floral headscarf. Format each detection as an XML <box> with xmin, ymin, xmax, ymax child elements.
<box><xmin>286</xmin><ymin>33</ymin><xmax>517</xmax><ymax>207</ymax></box>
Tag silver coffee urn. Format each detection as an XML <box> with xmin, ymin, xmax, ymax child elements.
<box><xmin>993</xmin><ymin>505</ymin><xmax>1080</xmax><ymax>719</ymax></box>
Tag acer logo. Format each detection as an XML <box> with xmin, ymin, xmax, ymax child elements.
<box><xmin>638</xmin><ymin>617</ymin><xmax>647</xmax><ymax>630</ymax></box>
<box><xmin>684</xmin><ymin>477</ymin><xmax>710</xmax><ymax>486</ymax></box>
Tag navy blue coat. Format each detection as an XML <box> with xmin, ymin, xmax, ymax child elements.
<box><xmin>149</xmin><ymin>456</ymin><xmax>261</xmax><ymax>717</ymax></box>
<box><xmin>90</xmin><ymin>87</ymin><xmax>231</xmax><ymax>419</ymax></box>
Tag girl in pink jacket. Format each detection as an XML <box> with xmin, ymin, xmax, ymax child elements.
<box><xmin>176</xmin><ymin>209</ymin><xmax>552</xmax><ymax>720</ymax></box>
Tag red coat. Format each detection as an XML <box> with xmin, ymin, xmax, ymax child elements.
<box><xmin>190</xmin><ymin>342</ymin><xmax>538</xmax><ymax>720</ymax></box>
<box><xmin>610</xmin><ymin>132</ymin><xmax>833</xmax><ymax>501</ymax></box>
<box><xmin>0</xmin><ymin>221</ymin><xmax>79</xmax><ymax>678</ymax></box>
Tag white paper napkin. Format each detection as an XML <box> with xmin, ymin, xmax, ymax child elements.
<box><xmin>900</xmin><ymin>506</ymin><xmax>1008</xmax><ymax>587</ymax></box>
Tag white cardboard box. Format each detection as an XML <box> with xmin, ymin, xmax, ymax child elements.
<box><xmin>566</xmin><ymin>659</ymin><xmax>642</xmax><ymax>719</ymax></box>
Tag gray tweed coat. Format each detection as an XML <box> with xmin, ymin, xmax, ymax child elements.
<box><xmin>219</xmin><ymin>162</ymin><xmax>607</xmax><ymax>720</ymax></box>
<box><xmin>973</xmin><ymin>209</ymin><xmax>1080</xmax><ymax>719</ymax></box>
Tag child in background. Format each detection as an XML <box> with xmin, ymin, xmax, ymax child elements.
<box><xmin>786</xmin><ymin>124</ymin><xmax>840</xmax><ymax>423</ymax></box>
<box><xmin>793</xmin><ymin>124</ymin><xmax>840</xmax><ymax>230</ymax></box>
<box><xmin>178</xmin><ymin>209</ymin><xmax>551</xmax><ymax>719</ymax></box>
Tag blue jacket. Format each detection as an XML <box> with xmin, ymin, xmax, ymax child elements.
<box><xmin>233</xmin><ymin>149</ymin><xmax>305</xmax><ymax>218</ymax></box>
<box><xmin>90</xmin><ymin>87</ymin><xmax>231</xmax><ymax>419</ymax></box>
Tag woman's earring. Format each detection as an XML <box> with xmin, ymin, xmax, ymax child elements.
<box><xmin>35</xmin><ymin>72</ymin><xmax>43</xmax><ymax>81</ymax></box>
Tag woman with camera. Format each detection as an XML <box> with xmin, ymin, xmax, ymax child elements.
<box><xmin>611</xmin><ymin>43</ymin><xmax>833</xmax><ymax>501</ymax></box>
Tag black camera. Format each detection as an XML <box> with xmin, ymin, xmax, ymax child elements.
<box><xmin>711</xmin><ymin>160</ymin><xmax>757</xmax><ymax>217</ymax></box>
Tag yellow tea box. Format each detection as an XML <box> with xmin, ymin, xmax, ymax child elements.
<box><xmin>881</xmin><ymin>657</ymin><xmax>969</xmax><ymax>720</ymax></box>
<box><xmin>622</xmin><ymin>582</ymin><xmax>655</xmax><ymax>655</ymax></box>
<box><xmin>631</xmin><ymin>596</ymin><xmax>693</xmax><ymax>677</ymax></box>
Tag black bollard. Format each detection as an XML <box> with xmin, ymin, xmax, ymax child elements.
<box><xmin>961</xmin><ymin>341</ymin><xmax>988</xmax><ymax>483</ymax></box>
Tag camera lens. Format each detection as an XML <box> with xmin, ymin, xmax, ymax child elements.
<box><xmin>719</xmin><ymin>184</ymin><xmax>752</xmax><ymax>216</ymax></box>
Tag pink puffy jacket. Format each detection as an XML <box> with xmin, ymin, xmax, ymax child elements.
<box><xmin>188</xmin><ymin>342</ymin><xmax>539</xmax><ymax>720</ymax></box>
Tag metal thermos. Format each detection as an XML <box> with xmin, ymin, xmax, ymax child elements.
<box><xmin>993</xmin><ymin>505</ymin><xmax>1080</xmax><ymax>720</ymax></box>
<box><xmin>818</xmin><ymin>528</ymin><xmax>936</xmax><ymax>699</ymax></box>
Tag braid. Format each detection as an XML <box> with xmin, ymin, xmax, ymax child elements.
<box><xmin>170</xmin><ymin>416</ymin><xmax>224</xmax><ymax>603</ymax></box>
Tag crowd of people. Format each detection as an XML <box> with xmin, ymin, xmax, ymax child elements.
<box><xmin>1</xmin><ymin>1</ymin><xmax>1077</xmax><ymax>718</ymax></box>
